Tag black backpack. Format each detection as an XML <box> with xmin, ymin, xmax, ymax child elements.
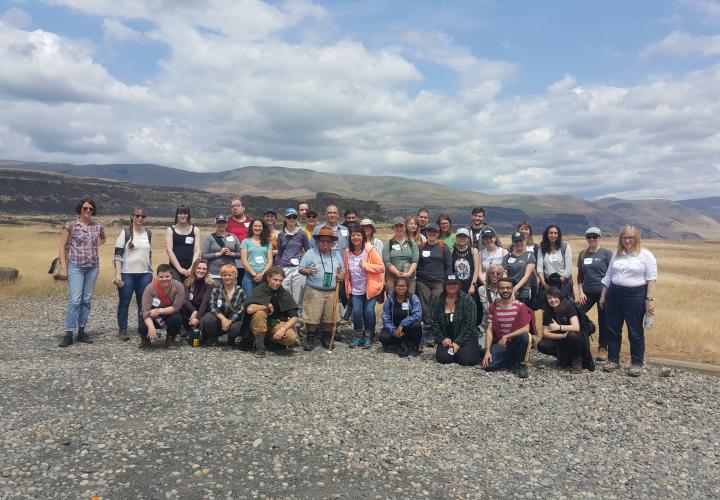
<box><xmin>576</xmin><ymin>306</ymin><xmax>596</xmax><ymax>371</ymax></box>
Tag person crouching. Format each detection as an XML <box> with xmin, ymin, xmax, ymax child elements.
<box><xmin>139</xmin><ymin>263</ymin><xmax>185</xmax><ymax>349</ymax></box>
<box><xmin>245</xmin><ymin>266</ymin><xmax>300</xmax><ymax>357</ymax></box>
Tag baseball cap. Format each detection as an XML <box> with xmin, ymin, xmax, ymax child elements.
<box><xmin>444</xmin><ymin>274</ymin><xmax>460</xmax><ymax>285</ymax></box>
<box><xmin>455</xmin><ymin>228</ymin><xmax>471</xmax><ymax>238</ymax></box>
<box><xmin>215</xmin><ymin>215</ymin><xmax>228</xmax><ymax>224</ymax></box>
<box><xmin>284</xmin><ymin>208</ymin><xmax>299</xmax><ymax>217</ymax></box>
<box><xmin>426</xmin><ymin>223</ymin><xmax>440</xmax><ymax>232</ymax></box>
<box><xmin>263</xmin><ymin>208</ymin><xmax>277</xmax><ymax>216</ymax></box>
<box><xmin>392</xmin><ymin>217</ymin><xmax>406</xmax><ymax>226</ymax></box>
<box><xmin>585</xmin><ymin>226</ymin><xmax>602</xmax><ymax>237</ymax></box>
<box><xmin>360</xmin><ymin>218</ymin><xmax>374</xmax><ymax>227</ymax></box>
<box><xmin>511</xmin><ymin>231</ymin><xmax>525</xmax><ymax>242</ymax></box>
<box><xmin>481</xmin><ymin>228</ymin><xmax>496</xmax><ymax>239</ymax></box>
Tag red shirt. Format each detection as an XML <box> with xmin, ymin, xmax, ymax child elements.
<box><xmin>227</xmin><ymin>216</ymin><xmax>252</xmax><ymax>242</ymax></box>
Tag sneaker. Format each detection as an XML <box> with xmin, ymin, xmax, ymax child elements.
<box><xmin>350</xmin><ymin>336</ymin><xmax>363</xmax><ymax>349</ymax></box>
<box><xmin>362</xmin><ymin>338</ymin><xmax>372</xmax><ymax>349</ymax></box>
<box><xmin>407</xmin><ymin>347</ymin><xmax>421</xmax><ymax>357</ymax></box>
<box><xmin>118</xmin><ymin>328</ymin><xmax>130</xmax><ymax>341</ymax></box>
<box><xmin>596</xmin><ymin>346</ymin><xmax>608</xmax><ymax>362</ymax></box>
<box><xmin>164</xmin><ymin>337</ymin><xmax>179</xmax><ymax>350</ymax></box>
<box><xmin>603</xmin><ymin>361</ymin><xmax>620</xmax><ymax>372</ymax></box>
<box><xmin>59</xmin><ymin>332</ymin><xmax>73</xmax><ymax>348</ymax></box>
<box><xmin>138</xmin><ymin>336</ymin><xmax>151</xmax><ymax>349</ymax></box>
<box><xmin>517</xmin><ymin>364</ymin><xmax>529</xmax><ymax>379</ymax></box>
<box><xmin>627</xmin><ymin>365</ymin><xmax>643</xmax><ymax>377</ymax></box>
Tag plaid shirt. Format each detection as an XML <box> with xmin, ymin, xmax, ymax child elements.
<box><xmin>209</xmin><ymin>285</ymin><xmax>246</xmax><ymax>322</ymax></box>
<box><xmin>64</xmin><ymin>218</ymin><xmax>105</xmax><ymax>267</ymax></box>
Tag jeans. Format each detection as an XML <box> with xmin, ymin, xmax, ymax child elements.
<box><xmin>117</xmin><ymin>272</ymin><xmax>153</xmax><ymax>329</ymax></box>
<box><xmin>241</xmin><ymin>272</ymin><xmax>260</xmax><ymax>299</ymax></box>
<box><xmin>65</xmin><ymin>264</ymin><xmax>100</xmax><ymax>332</ymax></box>
<box><xmin>351</xmin><ymin>293</ymin><xmax>378</xmax><ymax>333</ymax></box>
<box><xmin>581</xmin><ymin>290</ymin><xmax>607</xmax><ymax>348</ymax></box>
<box><xmin>606</xmin><ymin>284</ymin><xmax>646</xmax><ymax>366</ymax></box>
<box><xmin>485</xmin><ymin>332</ymin><xmax>531</xmax><ymax>371</ymax></box>
<box><xmin>282</xmin><ymin>266</ymin><xmax>306</xmax><ymax>309</ymax></box>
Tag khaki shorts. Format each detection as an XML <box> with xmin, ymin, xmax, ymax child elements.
<box><xmin>302</xmin><ymin>287</ymin><xmax>338</xmax><ymax>325</ymax></box>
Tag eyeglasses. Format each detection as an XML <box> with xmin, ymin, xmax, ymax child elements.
<box><xmin>621</xmin><ymin>236</ymin><xmax>635</xmax><ymax>241</ymax></box>
<box><xmin>586</xmin><ymin>235</ymin><xmax>599</xmax><ymax>240</ymax></box>
<box><xmin>133</xmin><ymin>214</ymin><xmax>146</xmax><ymax>219</ymax></box>
<box><xmin>498</xmin><ymin>286</ymin><xmax>513</xmax><ymax>290</ymax></box>
<box><xmin>81</xmin><ymin>206</ymin><xmax>93</xmax><ymax>212</ymax></box>
<box><xmin>317</xmin><ymin>238</ymin><xmax>332</xmax><ymax>243</ymax></box>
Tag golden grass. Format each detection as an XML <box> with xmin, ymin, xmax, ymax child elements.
<box><xmin>1</xmin><ymin>221</ymin><xmax>718</xmax><ymax>364</ymax></box>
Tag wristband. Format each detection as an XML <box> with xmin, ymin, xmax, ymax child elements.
<box><xmin>645</xmin><ymin>297</ymin><xmax>653</xmax><ymax>301</ymax></box>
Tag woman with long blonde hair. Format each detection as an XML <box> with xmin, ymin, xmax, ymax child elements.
<box><xmin>599</xmin><ymin>225</ymin><xmax>657</xmax><ymax>377</ymax></box>
<box><xmin>406</xmin><ymin>215</ymin><xmax>426</xmax><ymax>245</ymax></box>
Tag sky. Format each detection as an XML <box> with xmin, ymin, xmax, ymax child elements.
<box><xmin>1</xmin><ymin>0</ymin><xmax>719</xmax><ymax>200</ymax></box>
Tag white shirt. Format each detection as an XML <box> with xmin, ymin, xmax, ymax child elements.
<box><xmin>601</xmin><ymin>248</ymin><xmax>657</xmax><ymax>288</ymax></box>
<box><xmin>537</xmin><ymin>244</ymin><xmax>573</xmax><ymax>278</ymax></box>
<box><xmin>114</xmin><ymin>230</ymin><xmax>152</xmax><ymax>274</ymax></box>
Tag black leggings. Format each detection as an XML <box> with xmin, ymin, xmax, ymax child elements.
<box><xmin>537</xmin><ymin>332</ymin><xmax>583</xmax><ymax>366</ymax></box>
<box><xmin>138</xmin><ymin>313</ymin><xmax>183</xmax><ymax>338</ymax></box>
<box><xmin>201</xmin><ymin>312</ymin><xmax>244</xmax><ymax>345</ymax></box>
<box><xmin>379</xmin><ymin>323</ymin><xmax>423</xmax><ymax>350</ymax></box>
<box><xmin>581</xmin><ymin>291</ymin><xmax>607</xmax><ymax>348</ymax></box>
<box><xmin>435</xmin><ymin>339</ymin><xmax>483</xmax><ymax>366</ymax></box>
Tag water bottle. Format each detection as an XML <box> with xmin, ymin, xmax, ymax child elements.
<box><xmin>643</xmin><ymin>312</ymin><xmax>654</xmax><ymax>329</ymax></box>
<box><xmin>156</xmin><ymin>316</ymin><xmax>166</xmax><ymax>328</ymax></box>
<box><xmin>190</xmin><ymin>327</ymin><xmax>201</xmax><ymax>347</ymax></box>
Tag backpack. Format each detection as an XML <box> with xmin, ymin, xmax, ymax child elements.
<box><xmin>124</xmin><ymin>228</ymin><xmax>153</xmax><ymax>246</ymax></box>
<box><xmin>576</xmin><ymin>306</ymin><xmax>596</xmax><ymax>336</ymax></box>
<box><xmin>420</xmin><ymin>240</ymin><xmax>444</xmax><ymax>250</ymax></box>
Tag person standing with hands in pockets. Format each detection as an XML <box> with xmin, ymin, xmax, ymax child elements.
<box><xmin>201</xmin><ymin>215</ymin><xmax>242</xmax><ymax>285</ymax></box>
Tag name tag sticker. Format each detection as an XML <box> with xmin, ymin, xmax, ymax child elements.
<box><xmin>254</xmin><ymin>255</ymin><xmax>265</xmax><ymax>264</ymax></box>
<box><xmin>392</xmin><ymin>244</ymin><xmax>401</xmax><ymax>251</ymax></box>
<box><xmin>401</xmin><ymin>302</ymin><xmax>410</xmax><ymax>310</ymax></box>
<box><xmin>244</xmin><ymin>222</ymin><xmax>250</xmax><ymax>228</ymax></box>
<box><xmin>188</xmin><ymin>292</ymin><xmax>194</xmax><ymax>300</ymax></box>
<box><xmin>152</xmin><ymin>297</ymin><xmax>161</xmax><ymax>307</ymax></box>
<box><xmin>340</xmin><ymin>229</ymin><xmax>348</xmax><ymax>237</ymax></box>
<box><xmin>447</xmin><ymin>347</ymin><xmax>455</xmax><ymax>356</ymax></box>
<box><xmin>290</xmin><ymin>258</ymin><xmax>300</xmax><ymax>266</ymax></box>
<box><xmin>422</xmin><ymin>250</ymin><xmax>431</xmax><ymax>258</ymax></box>
<box><xmin>584</xmin><ymin>258</ymin><xmax>593</xmax><ymax>265</ymax></box>
<box><xmin>185</xmin><ymin>236</ymin><xmax>194</xmax><ymax>245</ymax></box>
<box><xmin>226</xmin><ymin>235</ymin><xmax>235</xmax><ymax>242</ymax></box>
<box><xmin>217</xmin><ymin>299</ymin><xmax>223</xmax><ymax>308</ymax></box>
<box><xmin>507</xmin><ymin>257</ymin><xmax>517</xmax><ymax>263</ymax></box>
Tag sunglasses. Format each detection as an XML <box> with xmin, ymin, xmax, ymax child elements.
<box><xmin>133</xmin><ymin>214</ymin><xmax>146</xmax><ymax>219</ymax></box>
<box><xmin>286</xmin><ymin>215</ymin><xmax>298</xmax><ymax>219</ymax></box>
<box><xmin>81</xmin><ymin>206</ymin><xmax>94</xmax><ymax>212</ymax></box>
<box><xmin>586</xmin><ymin>235</ymin><xmax>599</xmax><ymax>239</ymax></box>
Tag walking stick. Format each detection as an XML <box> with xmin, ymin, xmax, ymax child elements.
<box><xmin>327</xmin><ymin>278</ymin><xmax>342</xmax><ymax>352</ymax></box>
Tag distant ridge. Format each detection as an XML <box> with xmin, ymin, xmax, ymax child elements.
<box><xmin>2</xmin><ymin>160</ymin><xmax>720</xmax><ymax>240</ymax></box>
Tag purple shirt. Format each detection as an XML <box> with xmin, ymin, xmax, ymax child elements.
<box><xmin>64</xmin><ymin>218</ymin><xmax>105</xmax><ymax>267</ymax></box>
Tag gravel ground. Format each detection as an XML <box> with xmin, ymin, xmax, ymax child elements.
<box><xmin>1</xmin><ymin>295</ymin><xmax>719</xmax><ymax>499</ymax></box>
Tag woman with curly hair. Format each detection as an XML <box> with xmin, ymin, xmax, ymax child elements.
<box><xmin>240</xmin><ymin>219</ymin><xmax>273</xmax><ymax>297</ymax></box>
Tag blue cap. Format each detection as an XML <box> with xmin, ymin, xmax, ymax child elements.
<box><xmin>284</xmin><ymin>208</ymin><xmax>299</xmax><ymax>217</ymax></box>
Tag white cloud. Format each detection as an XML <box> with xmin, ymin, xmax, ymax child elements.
<box><xmin>1</xmin><ymin>7</ymin><xmax>32</xmax><ymax>29</ymax></box>
<box><xmin>1</xmin><ymin>1</ymin><xmax>719</xmax><ymax>200</ymax></box>
<box><xmin>681</xmin><ymin>0</ymin><xmax>720</xmax><ymax>20</ymax></box>
<box><xmin>642</xmin><ymin>30</ymin><xmax>720</xmax><ymax>58</ymax></box>
<box><xmin>102</xmin><ymin>19</ymin><xmax>142</xmax><ymax>42</ymax></box>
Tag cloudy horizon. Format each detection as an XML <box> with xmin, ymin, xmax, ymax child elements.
<box><xmin>1</xmin><ymin>0</ymin><xmax>719</xmax><ymax>200</ymax></box>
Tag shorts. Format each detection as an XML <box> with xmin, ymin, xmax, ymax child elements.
<box><xmin>302</xmin><ymin>287</ymin><xmax>338</xmax><ymax>325</ymax></box>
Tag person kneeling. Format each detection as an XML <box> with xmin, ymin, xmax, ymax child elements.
<box><xmin>432</xmin><ymin>274</ymin><xmax>482</xmax><ymax>366</ymax></box>
<box><xmin>379</xmin><ymin>277</ymin><xmax>423</xmax><ymax>357</ymax></box>
<box><xmin>538</xmin><ymin>287</ymin><xmax>585</xmax><ymax>373</ymax></box>
<box><xmin>139</xmin><ymin>264</ymin><xmax>185</xmax><ymax>349</ymax></box>
<box><xmin>245</xmin><ymin>267</ymin><xmax>300</xmax><ymax>357</ymax></box>
<box><xmin>201</xmin><ymin>264</ymin><xmax>246</xmax><ymax>347</ymax></box>
<box><xmin>482</xmin><ymin>277</ymin><xmax>533</xmax><ymax>378</ymax></box>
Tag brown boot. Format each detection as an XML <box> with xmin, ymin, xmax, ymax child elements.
<box><xmin>139</xmin><ymin>336</ymin><xmax>151</xmax><ymax>349</ymax></box>
<box><xmin>164</xmin><ymin>337</ymin><xmax>179</xmax><ymax>349</ymax></box>
<box><xmin>571</xmin><ymin>357</ymin><xmax>582</xmax><ymax>374</ymax></box>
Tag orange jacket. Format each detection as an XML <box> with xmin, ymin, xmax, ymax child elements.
<box><xmin>344</xmin><ymin>243</ymin><xmax>385</xmax><ymax>299</ymax></box>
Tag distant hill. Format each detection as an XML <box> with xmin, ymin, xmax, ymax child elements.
<box><xmin>678</xmin><ymin>197</ymin><xmax>720</xmax><ymax>223</ymax></box>
<box><xmin>0</xmin><ymin>169</ymin><xmax>384</xmax><ymax>221</ymax></box>
<box><xmin>2</xmin><ymin>160</ymin><xmax>720</xmax><ymax>240</ymax></box>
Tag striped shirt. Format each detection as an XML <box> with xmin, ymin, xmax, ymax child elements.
<box><xmin>487</xmin><ymin>301</ymin><xmax>522</xmax><ymax>337</ymax></box>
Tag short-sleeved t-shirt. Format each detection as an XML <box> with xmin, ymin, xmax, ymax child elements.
<box><xmin>542</xmin><ymin>301</ymin><xmax>580</xmax><ymax>327</ymax></box>
<box><xmin>277</xmin><ymin>229</ymin><xmax>311</xmax><ymax>268</ymax></box>
<box><xmin>502</xmin><ymin>251</ymin><xmax>536</xmax><ymax>299</ymax></box>
<box><xmin>240</xmin><ymin>238</ymin><xmax>271</xmax><ymax>273</ymax></box>
<box><xmin>578</xmin><ymin>248</ymin><xmax>613</xmax><ymax>294</ymax></box>
<box><xmin>299</xmin><ymin>248</ymin><xmax>345</xmax><ymax>291</ymax></box>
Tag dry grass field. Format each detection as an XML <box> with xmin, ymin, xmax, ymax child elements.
<box><xmin>1</xmin><ymin>217</ymin><xmax>718</xmax><ymax>364</ymax></box>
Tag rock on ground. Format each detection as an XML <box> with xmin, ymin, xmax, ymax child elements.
<box><xmin>0</xmin><ymin>296</ymin><xmax>719</xmax><ymax>499</ymax></box>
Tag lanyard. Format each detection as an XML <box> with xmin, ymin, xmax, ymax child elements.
<box><xmin>318</xmin><ymin>249</ymin><xmax>334</xmax><ymax>275</ymax></box>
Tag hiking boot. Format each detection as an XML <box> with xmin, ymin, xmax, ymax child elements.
<box><xmin>254</xmin><ymin>335</ymin><xmax>266</xmax><ymax>358</ymax></box>
<box><xmin>139</xmin><ymin>336</ymin><xmax>151</xmax><ymax>349</ymax></box>
<box><xmin>571</xmin><ymin>357</ymin><xmax>582</xmax><ymax>374</ymax></box>
<box><xmin>76</xmin><ymin>328</ymin><xmax>93</xmax><ymax>344</ymax></box>
<box><xmin>321</xmin><ymin>334</ymin><xmax>331</xmax><ymax>349</ymax></box>
<box><xmin>350</xmin><ymin>332</ymin><xmax>363</xmax><ymax>349</ymax></box>
<box><xmin>303</xmin><ymin>333</ymin><xmax>316</xmax><ymax>351</ymax></box>
<box><xmin>164</xmin><ymin>337</ymin><xmax>179</xmax><ymax>349</ymax></box>
<box><xmin>627</xmin><ymin>364</ymin><xmax>643</xmax><ymax>377</ymax></box>
<box><xmin>59</xmin><ymin>332</ymin><xmax>73</xmax><ymax>348</ymax></box>
<box><xmin>407</xmin><ymin>347</ymin><xmax>421</xmax><ymax>357</ymax></box>
<box><xmin>596</xmin><ymin>346</ymin><xmax>608</xmax><ymax>362</ymax></box>
<box><xmin>603</xmin><ymin>361</ymin><xmax>620</xmax><ymax>372</ymax></box>
<box><xmin>397</xmin><ymin>344</ymin><xmax>410</xmax><ymax>358</ymax></box>
<box><xmin>517</xmin><ymin>364</ymin><xmax>529</xmax><ymax>379</ymax></box>
<box><xmin>118</xmin><ymin>328</ymin><xmax>130</xmax><ymax>341</ymax></box>
<box><xmin>362</xmin><ymin>337</ymin><xmax>372</xmax><ymax>349</ymax></box>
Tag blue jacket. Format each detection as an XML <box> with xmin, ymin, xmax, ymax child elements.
<box><xmin>382</xmin><ymin>292</ymin><xmax>422</xmax><ymax>332</ymax></box>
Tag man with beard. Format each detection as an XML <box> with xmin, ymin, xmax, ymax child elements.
<box><xmin>482</xmin><ymin>277</ymin><xmax>533</xmax><ymax>378</ymax></box>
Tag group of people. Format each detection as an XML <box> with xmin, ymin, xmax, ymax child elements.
<box><xmin>58</xmin><ymin>196</ymin><xmax>658</xmax><ymax>377</ymax></box>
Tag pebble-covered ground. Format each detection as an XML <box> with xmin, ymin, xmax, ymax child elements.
<box><xmin>1</xmin><ymin>296</ymin><xmax>719</xmax><ymax>499</ymax></box>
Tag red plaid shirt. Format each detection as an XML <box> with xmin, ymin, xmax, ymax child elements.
<box><xmin>64</xmin><ymin>218</ymin><xmax>105</xmax><ymax>267</ymax></box>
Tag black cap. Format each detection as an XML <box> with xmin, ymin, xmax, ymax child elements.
<box><xmin>511</xmin><ymin>231</ymin><xmax>525</xmax><ymax>242</ymax></box>
<box><xmin>426</xmin><ymin>223</ymin><xmax>440</xmax><ymax>232</ymax></box>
